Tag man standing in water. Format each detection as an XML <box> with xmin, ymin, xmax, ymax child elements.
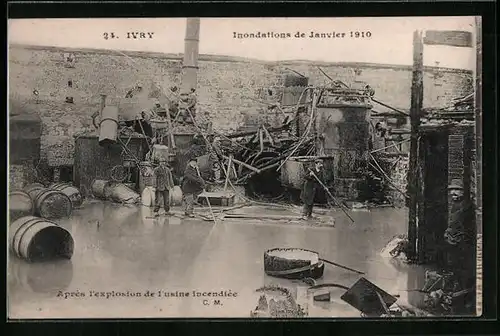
<box><xmin>181</xmin><ymin>157</ymin><xmax>206</xmax><ymax>218</ymax></box>
<box><xmin>300</xmin><ymin>159</ymin><xmax>324</xmax><ymax>220</ymax></box>
<box><xmin>153</xmin><ymin>159</ymin><xmax>175</xmax><ymax>217</ymax></box>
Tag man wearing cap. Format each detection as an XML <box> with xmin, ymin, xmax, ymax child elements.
<box><xmin>181</xmin><ymin>157</ymin><xmax>206</xmax><ymax>218</ymax></box>
<box><xmin>300</xmin><ymin>159</ymin><xmax>324</xmax><ymax>220</ymax></box>
<box><xmin>153</xmin><ymin>159</ymin><xmax>175</xmax><ymax>216</ymax></box>
<box><xmin>444</xmin><ymin>179</ymin><xmax>475</xmax><ymax>274</ymax></box>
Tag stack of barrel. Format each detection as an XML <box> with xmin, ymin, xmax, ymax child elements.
<box><xmin>8</xmin><ymin>182</ymin><xmax>80</xmax><ymax>262</ymax></box>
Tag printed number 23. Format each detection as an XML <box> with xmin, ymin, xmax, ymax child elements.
<box><xmin>103</xmin><ymin>32</ymin><xmax>117</xmax><ymax>40</ymax></box>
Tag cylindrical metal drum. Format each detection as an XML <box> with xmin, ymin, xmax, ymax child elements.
<box><xmin>107</xmin><ymin>183</ymin><xmax>140</xmax><ymax>204</ymax></box>
<box><xmin>33</xmin><ymin>189</ymin><xmax>73</xmax><ymax>219</ymax></box>
<box><xmin>9</xmin><ymin>216</ymin><xmax>74</xmax><ymax>262</ymax></box>
<box><xmin>50</xmin><ymin>183</ymin><xmax>83</xmax><ymax>208</ymax></box>
<box><xmin>98</xmin><ymin>105</ymin><xmax>119</xmax><ymax>146</ymax></box>
<box><xmin>9</xmin><ymin>190</ymin><xmax>35</xmax><ymax>222</ymax></box>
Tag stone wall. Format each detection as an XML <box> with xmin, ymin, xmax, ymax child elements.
<box><xmin>9</xmin><ymin>44</ymin><xmax>473</xmax><ymax>168</ymax></box>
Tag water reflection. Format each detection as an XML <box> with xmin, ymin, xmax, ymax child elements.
<box><xmin>8</xmin><ymin>258</ymin><xmax>73</xmax><ymax>295</ymax></box>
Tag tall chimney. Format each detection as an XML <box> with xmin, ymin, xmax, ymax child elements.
<box><xmin>181</xmin><ymin>18</ymin><xmax>200</xmax><ymax>94</ymax></box>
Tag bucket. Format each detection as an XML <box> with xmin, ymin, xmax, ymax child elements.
<box><xmin>138</xmin><ymin>161</ymin><xmax>154</xmax><ymax>194</ymax></box>
<box><xmin>34</xmin><ymin>189</ymin><xmax>73</xmax><ymax>219</ymax></box>
<box><xmin>107</xmin><ymin>183</ymin><xmax>140</xmax><ymax>204</ymax></box>
<box><xmin>98</xmin><ymin>105</ymin><xmax>119</xmax><ymax>146</ymax></box>
<box><xmin>91</xmin><ymin>179</ymin><xmax>112</xmax><ymax>199</ymax></box>
<box><xmin>141</xmin><ymin>186</ymin><xmax>155</xmax><ymax>207</ymax></box>
<box><xmin>50</xmin><ymin>183</ymin><xmax>83</xmax><ymax>208</ymax></box>
<box><xmin>9</xmin><ymin>216</ymin><xmax>74</xmax><ymax>262</ymax></box>
<box><xmin>169</xmin><ymin>186</ymin><xmax>183</xmax><ymax>206</ymax></box>
<box><xmin>9</xmin><ymin>191</ymin><xmax>35</xmax><ymax>222</ymax></box>
<box><xmin>24</xmin><ymin>184</ymin><xmax>45</xmax><ymax>201</ymax></box>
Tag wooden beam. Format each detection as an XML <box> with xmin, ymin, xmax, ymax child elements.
<box><xmin>423</xmin><ymin>30</ymin><xmax>473</xmax><ymax>48</ymax></box>
<box><xmin>407</xmin><ymin>30</ymin><xmax>424</xmax><ymax>262</ymax></box>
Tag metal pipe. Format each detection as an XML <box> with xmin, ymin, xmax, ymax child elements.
<box><xmin>181</xmin><ymin>18</ymin><xmax>200</xmax><ymax>94</ymax></box>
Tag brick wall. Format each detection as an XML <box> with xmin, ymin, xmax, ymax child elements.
<box><xmin>8</xmin><ymin>44</ymin><xmax>473</xmax><ymax>167</ymax></box>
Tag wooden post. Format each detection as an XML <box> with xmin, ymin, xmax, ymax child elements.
<box><xmin>224</xmin><ymin>155</ymin><xmax>233</xmax><ymax>191</ymax></box>
<box><xmin>407</xmin><ymin>30</ymin><xmax>424</xmax><ymax>262</ymax></box>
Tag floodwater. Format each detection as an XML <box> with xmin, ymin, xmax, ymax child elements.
<box><xmin>7</xmin><ymin>202</ymin><xmax>429</xmax><ymax>319</ymax></box>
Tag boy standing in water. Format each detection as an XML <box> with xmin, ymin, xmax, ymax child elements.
<box><xmin>153</xmin><ymin>159</ymin><xmax>175</xmax><ymax>216</ymax></box>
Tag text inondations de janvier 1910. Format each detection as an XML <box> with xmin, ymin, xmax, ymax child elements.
<box><xmin>232</xmin><ymin>31</ymin><xmax>373</xmax><ymax>39</ymax></box>
<box><xmin>56</xmin><ymin>289</ymin><xmax>238</xmax><ymax>307</ymax></box>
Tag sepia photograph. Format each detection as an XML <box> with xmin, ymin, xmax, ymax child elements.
<box><xmin>7</xmin><ymin>16</ymin><xmax>482</xmax><ymax>319</ymax></box>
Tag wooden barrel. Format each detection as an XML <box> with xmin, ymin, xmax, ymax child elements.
<box><xmin>98</xmin><ymin>105</ymin><xmax>119</xmax><ymax>146</ymax></box>
<box><xmin>107</xmin><ymin>183</ymin><xmax>140</xmax><ymax>204</ymax></box>
<box><xmin>50</xmin><ymin>183</ymin><xmax>83</xmax><ymax>208</ymax></box>
<box><xmin>9</xmin><ymin>190</ymin><xmax>35</xmax><ymax>222</ymax></box>
<box><xmin>264</xmin><ymin>248</ymin><xmax>325</xmax><ymax>280</ymax></box>
<box><xmin>91</xmin><ymin>179</ymin><xmax>112</xmax><ymax>199</ymax></box>
<box><xmin>33</xmin><ymin>189</ymin><xmax>73</xmax><ymax>219</ymax></box>
<box><xmin>9</xmin><ymin>216</ymin><xmax>74</xmax><ymax>262</ymax></box>
<box><xmin>24</xmin><ymin>184</ymin><xmax>45</xmax><ymax>201</ymax></box>
<box><xmin>139</xmin><ymin>161</ymin><xmax>155</xmax><ymax>194</ymax></box>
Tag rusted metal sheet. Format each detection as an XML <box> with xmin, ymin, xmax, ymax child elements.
<box><xmin>74</xmin><ymin>134</ymin><xmax>148</xmax><ymax>197</ymax></box>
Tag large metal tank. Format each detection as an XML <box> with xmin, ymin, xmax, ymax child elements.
<box><xmin>9</xmin><ymin>113</ymin><xmax>42</xmax><ymax>165</ymax></box>
<box><xmin>73</xmin><ymin>133</ymin><xmax>149</xmax><ymax>197</ymax></box>
<box><xmin>314</xmin><ymin>88</ymin><xmax>372</xmax><ymax>200</ymax></box>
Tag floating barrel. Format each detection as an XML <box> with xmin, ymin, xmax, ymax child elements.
<box><xmin>9</xmin><ymin>216</ymin><xmax>74</xmax><ymax>262</ymax></box>
<box><xmin>264</xmin><ymin>248</ymin><xmax>325</xmax><ymax>280</ymax></box>
<box><xmin>33</xmin><ymin>189</ymin><xmax>73</xmax><ymax>219</ymax></box>
<box><xmin>24</xmin><ymin>184</ymin><xmax>46</xmax><ymax>201</ymax></box>
<box><xmin>138</xmin><ymin>161</ymin><xmax>154</xmax><ymax>194</ymax></box>
<box><xmin>50</xmin><ymin>183</ymin><xmax>83</xmax><ymax>208</ymax></box>
<box><xmin>9</xmin><ymin>190</ymin><xmax>35</xmax><ymax>222</ymax></box>
<box><xmin>91</xmin><ymin>179</ymin><xmax>113</xmax><ymax>199</ymax></box>
<box><xmin>107</xmin><ymin>183</ymin><xmax>140</xmax><ymax>204</ymax></box>
<box><xmin>98</xmin><ymin>105</ymin><xmax>119</xmax><ymax>146</ymax></box>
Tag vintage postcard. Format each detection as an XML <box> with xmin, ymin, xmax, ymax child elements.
<box><xmin>7</xmin><ymin>17</ymin><xmax>481</xmax><ymax>319</ymax></box>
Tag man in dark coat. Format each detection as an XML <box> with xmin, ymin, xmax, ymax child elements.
<box><xmin>181</xmin><ymin>157</ymin><xmax>206</xmax><ymax>217</ymax></box>
<box><xmin>153</xmin><ymin>159</ymin><xmax>175</xmax><ymax>216</ymax></box>
<box><xmin>300</xmin><ymin>159</ymin><xmax>325</xmax><ymax>220</ymax></box>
